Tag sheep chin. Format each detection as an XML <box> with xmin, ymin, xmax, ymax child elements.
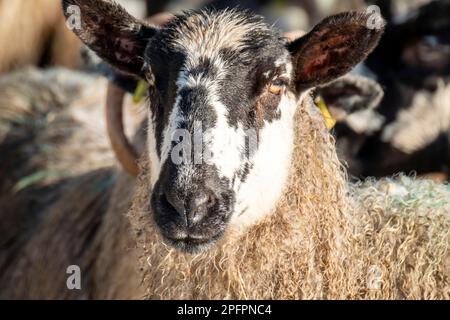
<box><xmin>163</xmin><ymin>234</ymin><xmax>223</xmax><ymax>255</ymax></box>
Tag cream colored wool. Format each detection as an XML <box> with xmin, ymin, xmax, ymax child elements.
<box><xmin>129</xmin><ymin>95</ymin><xmax>450</xmax><ymax>300</ymax></box>
<box><xmin>349</xmin><ymin>178</ymin><xmax>450</xmax><ymax>299</ymax></box>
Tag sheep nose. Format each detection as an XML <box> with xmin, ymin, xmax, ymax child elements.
<box><xmin>185</xmin><ymin>189</ymin><xmax>217</xmax><ymax>226</ymax></box>
<box><xmin>163</xmin><ymin>188</ymin><xmax>218</xmax><ymax>227</ymax></box>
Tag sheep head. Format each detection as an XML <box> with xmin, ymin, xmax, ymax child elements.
<box><xmin>63</xmin><ymin>0</ymin><xmax>384</xmax><ymax>253</ymax></box>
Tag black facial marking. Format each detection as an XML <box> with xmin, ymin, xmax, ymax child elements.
<box><xmin>145</xmin><ymin>39</ymin><xmax>186</xmax><ymax>158</ymax></box>
<box><xmin>216</xmin><ymin>50</ymin><xmax>287</xmax><ymax>131</ymax></box>
<box><xmin>178</xmin><ymin>87</ymin><xmax>209</xmax><ymax>117</ymax></box>
<box><xmin>188</xmin><ymin>57</ymin><xmax>219</xmax><ymax>79</ymax></box>
<box><xmin>236</xmin><ymin>161</ymin><xmax>253</xmax><ymax>183</ymax></box>
<box><xmin>151</xmin><ymin>162</ymin><xmax>235</xmax><ymax>254</ymax></box>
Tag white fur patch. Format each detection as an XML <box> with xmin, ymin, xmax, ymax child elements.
<box><xmin>203</xmin><ymin>96</ymin><xmax>247</xmax><ymax>180</ymax></box>
<box><xmin>231</xmin><ymin>90</ymin><xmax>301</xmax><ymax>230</ymax></box>
<box><xmin>159</xmin><ymin>95</ymin><xmax>184</xmax><ymax>165</ymax></box>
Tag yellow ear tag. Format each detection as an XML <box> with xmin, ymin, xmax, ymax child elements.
<box><xmin>133</xmin><ymin>80</ymin><xmax>149</xmax><ymax>104</ymax></box>
<box><xmin>315</xmin><ymin>96</ymin><xmax>336</xmax><ymax>130</ymax></box>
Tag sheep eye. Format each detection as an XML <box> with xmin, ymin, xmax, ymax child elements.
<box><xmin>268</xmin><ymin>80</ymin><xmax>286</xmax><ymax>95</ymax></box>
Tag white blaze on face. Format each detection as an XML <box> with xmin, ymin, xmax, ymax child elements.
<box><xmin>231</xmin><ymin>86</ymin><xmax>304</xmax><ymax>230</ymax></box>
<box><xmin>203</xmin><ymin>96</ymin><xmax>247</xmax><ymax>181</ymax></box>
<box><xmin>226</xmin><ymin>58</ymin><xmax>302</xmax><ymax>229</ymax></box>
<box><xmin>148</xmin><ymin>95</ymin><xmax>183</xmax><ymax>187</ymax></box>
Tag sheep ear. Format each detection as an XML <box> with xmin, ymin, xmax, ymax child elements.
<box><xmin>316</xmin><ymin>74</ymin><xmax>384</xmax><ymax>116</ymax></box>
<box><xmin>316</xmin><ymin>74</ymin><xmax>385</xmax><ymax>134</ymax></box>
<box><xmin>288</xmin><ymin>12</ymin><xmax>385</xmax><ymax>91</ymax></box>
<box><xmin>62</xmin><ymin>0</ymin><xmax>157</xmax><ymax>76</ymax></box>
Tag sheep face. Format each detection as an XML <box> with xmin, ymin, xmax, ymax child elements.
<box><xmin>63</xmin><ymin>0</ymin><xmax>384</xmax><ymax>253</ymax></box>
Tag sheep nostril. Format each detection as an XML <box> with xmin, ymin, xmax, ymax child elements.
<box><xmin>206</xmin><ymin>191</ymin><xmax>217</xmax><ymax>208</ymax></box>
<box><xmin>160</xmin><ymin>189</ymin><xmax>185</xmax><ymax>219</ymax></box>
<box><xmin>186</xmin><ymin>190</ymin><xmax>218</xmax><ymax>226</ymax></box>
<box><xmin>196</xmin><ymin>190</ymin><xmax>218</xmax><ymax>210</ymax></box>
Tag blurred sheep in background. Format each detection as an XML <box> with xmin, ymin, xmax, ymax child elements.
<box><xmin>0</xmin><ymin>0</ymin><xmax>147</xmax><ymax>74</ymax></box>
<box><xmin>338</xmin><ymin>0</ymin><xmax>450</xmax><ymax>180</ymax></box>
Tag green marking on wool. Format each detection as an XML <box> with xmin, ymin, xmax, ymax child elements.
<box><xmin>390</xmin><ymin>178</ymin><xmax>450</xmax><ymax>209</ymax></box>
<box><xmin>13</xmin><ymin>170</ymin><xmax>66</xmax><ymax>193</ymax></box>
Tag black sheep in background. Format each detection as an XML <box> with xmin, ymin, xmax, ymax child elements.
<box><xmin>328</xmin><ymin>0</ymin><xmax>450</xmax><ymax>181</ymax></box>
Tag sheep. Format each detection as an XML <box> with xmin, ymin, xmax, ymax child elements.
<box><xmin>0</xmin><ymin>5</ymin><xmax>167</xmax><ymax>299</ymax></box>
<box><xmin>0</xmin><ymin>67</ymin><xmax>138</xmax><ymax>193</ymax></box>
<box><xmin>129</xmin><ymin>99</ymin><xmax>450</xmax><ymax>299</ymax></box>
<box><xmin>0</xmin><ymin>68</ymin><xmax>110</xmax><ymax>272</ymax></box>
<box><xmin>99</xmin><ymin>74</ymin><xmax>449</xmax><ymax>300</ymax></box>
<box><xmin>314</xmin><ymin>73</ymin><xmax>385</xmax><ymax>174</ymax></box>
<box><xmin>1</xmin><ymin>0</ymin><xmax>449</xmax><ymax>300</ymax></box>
